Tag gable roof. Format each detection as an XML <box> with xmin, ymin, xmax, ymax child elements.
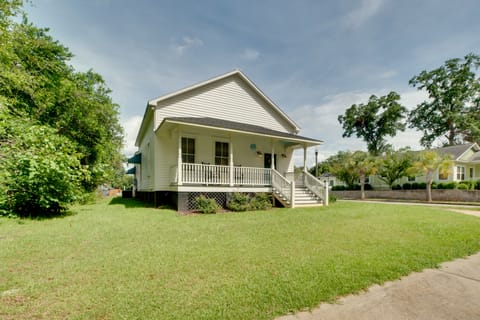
<box><xmin>147</xmin><ymin>70</ymin><xmax>300</xmax><ymax>133</ymax></box>
<box><xmin>433</xmin><ymin>143</ymin><xmax>480</xmax><ymax>161</ymax></box>
<box><xmin>158</xmin><ymin>117</ymin><xmax>322</xmax><ymax>146</ymax></box>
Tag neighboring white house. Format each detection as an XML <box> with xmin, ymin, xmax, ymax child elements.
<box><xmin>127</xmin><ymin>70</ymin><xmax>328</xmax><ymax>210</ymax></box>
<box><xmin>367</xmin><ymin>143</ymin><xmax>480</xmax><ymax>189</ymax></box>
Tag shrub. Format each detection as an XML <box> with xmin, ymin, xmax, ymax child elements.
<box><xmin>249</xmin><ymin>193</ymin><xmax>272</xmax><ymax>211</ymax></box>
<box><xmin>411</xmin><ymin>182</ymin><xmax>419</xmax><ymax>189</ymax></box>
<box><xmin>431</xmin><ymin>182</ymin><xmax>438</xmax><ymax>189</ymax></box>
<box><xmin>332</xmin><ymin>185</ymin><xmax>345</xmax><ymax>191</ymax></box>
<box><xmin>328</xmin><ymin>195</ymin><xmax>337</xmax><ymax>203</ymax></box>
<box><xmin>392</xmin><ymin>184</ymin><xmax>402</xmax><ymax>190</ymax></box>
<box><xmin>460</xmin><ymin>180</ymin><xmax>475</xmax><ymax>190</ymax></box>
<box><xmin>436</xmin><ymin>182</ymin><xmax>445</xmax><ymax>189</ymax></box>
<box><xmin>0</xmin><ymin>118</ymin><xmax>84</xmax><ymax>218</ymax></box>
<box><xmin>444</xmin><ymin>182</ymin><xmax>457</xmax><ymax>189</ymax></box>
<box><xmin>457</xmin><ymin>183</ymin><xmax>469</xmax><ymax>190</ymax></box>
<box><xmin>227</xmin><ymin>193</ymin><xmax>250</xmax><ymax>212</ymax></box>
<box><xmin>402</xmin><ymin>182</ymin><xmax>412</xmax><ymax>190</ymax></box>
<box><xmin>195</xmin><ymin>195</ymin><xmax>220</xmax><ymax>214</ymax></box>
<box><xmin>417</xmin><ymin>182</ymin><xmax>427</xmax><ymax>189</ymax></box>
<box><xmin>476</xmin><ymin>180</ymin><xmax>480</xmax><ymax>190</ymax></box>
<box><xmin>364</xmin><ymin>183</ymin><xmax>373</xmax><ymax>190</ymax></box>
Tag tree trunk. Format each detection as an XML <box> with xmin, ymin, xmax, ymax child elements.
<box><xmin>360</xmin><ymin>174</ymin><xmax>365</xmax><ymax>200</ymax></box>
<box><xmin>426</xmin><ymin>182</ymin><xmax>432</xmax><ymax>202</ymax></box>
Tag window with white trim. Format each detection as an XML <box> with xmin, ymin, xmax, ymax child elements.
<box><xmin>181</xmin><ymin>137</ymin><xmax>195</xmax><ymax>163</ymax></box>
<box><xmin>456</xmin><ymin>166</ymin><xmax>465</xmax><ymax>181</ymax></box>
<box><xmin>469</xmin><ymin>167</ymin><xmax>474</xmax><ymax>179</ymax></box>
<box><xmin>215</xmin><ymin>141</ymin><xmax>229</xmax><ymax>166</ymax></box>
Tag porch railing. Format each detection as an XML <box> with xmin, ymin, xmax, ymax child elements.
<box><xmin>173</xmin><ymin>163</ymin><xmax>272</xmax><ymax>186</ymax></box>
<box><xmin>271</xmin><ymin>169</ymin><xmax>294</xmax><ymax>207</ymax></box>
<box><xmin>294</xmin><ymin>170</ymin><xmax>328</xmax><ymax>205</ymax></box>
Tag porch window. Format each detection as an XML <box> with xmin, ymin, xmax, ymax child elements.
<box><xmin>182</xmin><ymin>137</ymin><xmax>195</xmax><ymax>163</ymax></box>
<box><xmin>456</xmin><ymin>166</ymin><xmax>465</xmax><ymax>181</ymax></box>
<box><xmin>215</xmin><ymin>141</ymin><xmax>229</xmax><ymax>165</ymax></box>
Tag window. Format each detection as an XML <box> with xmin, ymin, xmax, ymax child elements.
<box><xmin>407</xmin><ymin>176</ymin><xmax>416</xmax><ymax>182</ymax></box>
<box><xmin>469</xmin><ymin>167</ymin><xmax>474</xmax><ymax>179</ymax></box>
<box><xmin>456</xmin><ymin>166</ymin><xmax>465</xmax><ymax>181</ymax></box>
<box><xmin>438</xmin><ymin>172</ymin><xmax>448</xmax><ymax>180</ymax></box>
<box><xmin>181</xmin><ymin>137</ymin><xmax>195</xmax><ymax>163</ymax></box>
<box><xmin>215</xmin><ymin>141</ymin><xmax>229</xmax><ymax>165</ymax></box>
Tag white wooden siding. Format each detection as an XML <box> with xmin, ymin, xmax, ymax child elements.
<box><xmin>154</xmin><ymin>76</ymin><xmax>295</xmax><ymax>134</ymax></box>
<box><xmin>137</xmin><ymin>119</ymin><xmax>155</xmax><ymax>191</ymax></box>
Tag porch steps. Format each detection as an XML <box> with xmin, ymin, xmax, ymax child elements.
<box><xmin>272</xmin><ymin>186</ymin><xmax>323</xmax><ymax>208</ymax></box>
<box><xmin>294</xmin><ymin>186</ymin><xmax>323</xmax><ymax>206</ymax></box>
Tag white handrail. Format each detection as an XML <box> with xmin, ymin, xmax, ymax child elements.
<box><xmin>271</xmin><ymin>169</ymin><xmax>294</xmax><ymax>207</ymax></box>
<box><xmin>179</xmin><ymin>164</ymin><xmax>272</xmax><ymax>186</ymax></box>
<box><xmin>302</xmin><ymin>171</ymin><xmax>328</xmax><ymax>205</ymax></box>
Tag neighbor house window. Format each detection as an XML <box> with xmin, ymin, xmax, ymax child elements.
<box><xmin>181</xmin><ymin>137</ymin><xmax>195</xmax><ymax>163</ymax></box>
<box><xmin>408</xmin><ymin>176</ymin><xmax>415</xmax><ymax>182</ymax></box>
<box><xmin>215</xmin><ymin>141</ymin><xmax>229</xmax><ymax>165</ymax></box>
<box><xmin>456</xmin><ymin>166</ymin><xmax>465</xmax><ymax>181</ymax></box>
<box><xmin>469</xmin><ymin>167</ymin><xmax>474</xmax><ymax>179</ymax></box>
<box><xmin>438</xmin><ymin>172</ymin><xmax>448</xmax><ymax>180</ymax></box>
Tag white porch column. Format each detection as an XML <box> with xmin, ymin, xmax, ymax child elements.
<box><xmin>229</xmin><ymin>139</ymin><xmax>234</xmax><ymax>186</ymax></box>
<box><xmin>303</xmin><ymin>145</ymin><xmax>307</xmax><ymax>172</ymax></box>
<box><xmin>177</xmin><ymin>128</ymin><xmax>182</xmax><ymax>186</ymax></box>
<box><xmin>271</xmin><ymin>141</ymin><xmax>275</xmax><ymax>170</ymax></box>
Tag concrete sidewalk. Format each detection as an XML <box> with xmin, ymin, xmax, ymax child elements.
<box><xmin>277</xmin><ymin>206</ymin><xmax>480</xmax><ymax>320</ymax></box>
<box><xmin>277</xmin><ymin>253</ymin><xmax>480</xmax><ymax>320</ymax></box>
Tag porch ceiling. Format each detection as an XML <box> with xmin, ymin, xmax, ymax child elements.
<box><xmin>156</xmin><ymin>117</ymin><xmax>323</xmax><ymax>148</ymax></box>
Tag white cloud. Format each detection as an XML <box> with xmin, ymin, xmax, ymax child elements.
<box><xmin>172</xmin><ymin>36</ymin><xmax>204</xmax><ymax>56</ymax></box>
<box><xmin>343</xmin><ymin>0</ymin><xmax>385</xmax><ymax>29</ymax></box>
<box><xmin>122</xmin><ymin>115</ymin><xmax>143</xmax><ymax>156</ymax></box>
<box><xmin>241</xmin><ymin>48</ymin><xmax>260</xmax><ymax>61</ymax></box>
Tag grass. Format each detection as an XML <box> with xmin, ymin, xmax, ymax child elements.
<box><xmin>1</xmin><ymin>199</ymin><xmax>480</xmax><ymax>319</ymax></box>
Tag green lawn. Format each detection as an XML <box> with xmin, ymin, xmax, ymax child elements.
<box><xmin>1</xmin><ymin>199</ymin><xmax>480</xmax><ymax>320</ymax></box>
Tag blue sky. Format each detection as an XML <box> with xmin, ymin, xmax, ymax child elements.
<box><xmin>25</xmin><ymin>0</ymin><xmax>480</xmax><ymax>165</ymax></box>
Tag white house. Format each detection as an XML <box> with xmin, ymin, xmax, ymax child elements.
<box><xmin>128</xmin><ymin>70</ymin><xmax>328</xmax><ymax>210</ymax></box>
<box><xmin>367</xmin><ymin>143</ymin><xmax>480</xmax><ymax>189</ymax></box>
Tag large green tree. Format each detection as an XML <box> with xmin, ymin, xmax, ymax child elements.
<box><xmin>408</xmin><ymin>53</ymin><xmax>480</xmax><ymax>147</ymax></box>
<box><xmin>0</xmin><ymin>0</ymin><xmax>124</xmax><ymax>216</ymax></box>
<box><xmin>0</xmin><ymin>0</ymin><xmax>123</xmax><ymax>191</ymax></box>
<box><xmin>338</xmin><ymin>92</ymin><xmax>407</xmax><ymax>156</ymax></box>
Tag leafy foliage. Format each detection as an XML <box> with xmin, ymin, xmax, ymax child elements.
<box><xmin>195</xmin><ymin>195</ymin><xmax>220</xmax><ymax>214</ymax></box>
<box><xmin>0</xmin><ymin>0</ymin><xmax>124</xmax><ymax>217</ymax></box>
<box><xmin>377</xmin><ymin>149</ymin><xmax>413</xmax><ymax>188</ymax></box>
<box><xmin>338</xmin><ymin>92</ymin><xmax>407</xmax><ymax>155</ymax></box>
<box><xmin>408</xmin><ymin>151</ymin><xmax>453</xmax><ymax>202</ymax></box>
<box><xmin>0</xmin><ymin>113</ymin><xmax>84</xmax><ymax>217</ymax></box>
<box><xmin>408</xmin><ymin>53</ymin><xmax>480</xmax><ymax>147</ymax></box>
<box><xmin>227</xmin><ymin>193</ymin><xmax>250</xmax><ymax>212</ymax></box>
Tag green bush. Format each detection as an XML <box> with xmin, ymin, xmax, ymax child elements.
<box><xmin>431</xmin><ymin>182</ymin><xmax>438</xmax><ymax>189</ymax></box>
<box><xmin>249</xmin><ymin>193</ymin><xmax>272</xmax><ymax>211</ymax></box>
<box><xmin>417</xmin><ymin>182</ymin><xmax>427</xmax><ymax>189</ymax></box>
<box><xmin>460</xmin><ymin>180</ymin><xmax>475</xmax><ymax>190</ymax></box>
<box><xmin>332</xmin><ymin>185</ymin><xmax>346</xmax><ymax>191</ymax></box>
<box><xmin>0</xmin><ymin>118</ymin><xmax>84</xmax><ymax>218</ymax></box>
<box><xmin>402</xmin><ymin>182</ymin><xmax>412</xmax><ymax>190</ymax></box>
<box><xmin>444</xmin><ymin>182</ymin><xmax>457</xmax><ymax>189</ymax></box>
<box><xmin>392</xmin><ymin>184</ymin><xmax>402</xmax><ymax>190</ymax></box>
<box><xmin>476</xmin><ymin>180</ymin><xmax>480</xmax><ymax>190</ymax></box>
<box><xmin>457</xmin><ymin>183</ymin><xmax>469</xmax><ymax>190</ymax></box>
<box><xmin>227</xmin><ymin>193</ymin><xmax>250</xmax><ymax>212</ymax></box>
<box><xmin>195</xmin><ymin>195</ymin><xmax>220</xmax><ymax>214</ymax></box>
<box><xmin>364</xmin><ymin>183</ymin><xmax>373</xmax><ymax>190</ymax></box>
<box><xmin>411</xmin><ymin>182</ymin><xmax>419</xmax><ymax>189</ymax></box>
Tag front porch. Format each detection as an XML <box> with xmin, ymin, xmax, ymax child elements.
<box><xmin>170</xmin><ymin>163</ymin><xmax>329</xmax><ymax>208</ymax></box>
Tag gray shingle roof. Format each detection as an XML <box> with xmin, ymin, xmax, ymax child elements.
<box><xmin>433</xmin><ymin>143</ymin><xmax>475</xmax><ymax>160</ymax></box>
<box><xmin>163</xmin><ymin>117</ymin><xmax>322</xmax><ymax>144</ymax></box>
